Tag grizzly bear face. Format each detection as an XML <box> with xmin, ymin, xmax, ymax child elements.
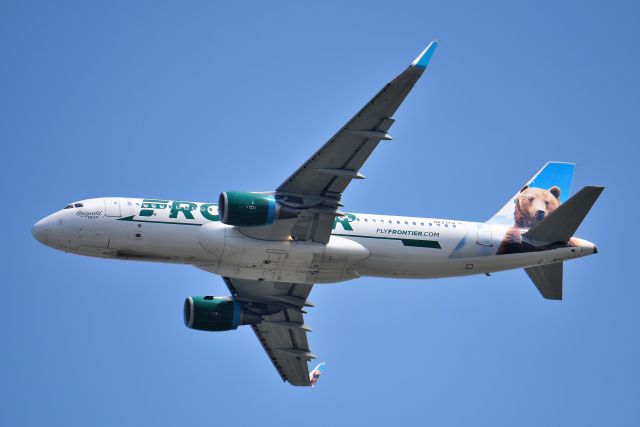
<box><xmin>513</xmin><ymin>185</ymin><xmax>561</xmax><ymax>228</ymax></box>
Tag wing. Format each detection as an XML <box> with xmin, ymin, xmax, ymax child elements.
<box><xmin>278</xmin><ymin>41</ymin><xmax>438</xmax><ymax>198</ymax></box>
<box><xmin>274</xmin><ymin>41</ymin><xmax>439</xmax><ymax>243</ymax></box>
<box><xmin>223</xmin><ymin>276</ymin><xmax>315</xmax><ymax>386</ymax></box>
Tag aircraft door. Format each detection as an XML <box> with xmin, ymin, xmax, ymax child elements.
<box><xmin>476</xmin><ymin>224</ymin><xmax>493</xmax><ymax>247</ymax></box>
<box><xmin>104</xmin><ymin>198</ymin><xmax>122</xmax><ymax>217</ymax></box>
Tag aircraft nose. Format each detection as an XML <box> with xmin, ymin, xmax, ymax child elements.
<box><xmin>32</xmin><ymin>217</ymin><xmax>50</xmax><ymax>245</ymax></box>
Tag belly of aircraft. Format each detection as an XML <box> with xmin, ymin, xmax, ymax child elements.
<box><xmin>197</xmin><ymin>222</ymin><xmax>371</xmax><ymax>284</ymax></box>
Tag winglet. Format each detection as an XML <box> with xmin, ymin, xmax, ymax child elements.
<box><xmin>411</xmin><ymin>41</ymin><xmax>439</xmax><ymax>69</ymax></box>
<box><xmin>309</xmin><ymin>362</ymin><xmax>327</xmax><ymax>387</ymax></box>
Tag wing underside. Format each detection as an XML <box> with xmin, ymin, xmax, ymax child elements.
<box><xmin>222</xmin><ymin>277</ymin><xmax>315</xmax><ymax>386</ymax></box>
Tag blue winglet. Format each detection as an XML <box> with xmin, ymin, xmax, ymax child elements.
<box><xmin>411</xmin><ymin>41</ymin><xmax>438</xmax><ymax>69</ymax></box>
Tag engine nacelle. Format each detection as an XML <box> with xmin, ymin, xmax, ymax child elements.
<box><xmin>184</xmin><ymin>296</ymin><xmax>260</xmax><ymax>332</ymax></box>
<box><xmin>218</xmin><ymin>191</ymin><xmax>297</xmax><ymax>227</ymax></box>
<box><xmin>218</xmin><ymin>192</ymin><xmax>276</xmax><ymax>227</ymax></box>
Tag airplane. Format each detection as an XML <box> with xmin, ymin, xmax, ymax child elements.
<box><xmin>32</xmin><ymin>41</ymin><xmax>603</xmax><ymax>387</ymax></box>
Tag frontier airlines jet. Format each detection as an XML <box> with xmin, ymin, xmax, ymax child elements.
<box><xmin>32</xmin><ymin>42</ymin><xmax>603</xmax><ymax>386</ymax></box>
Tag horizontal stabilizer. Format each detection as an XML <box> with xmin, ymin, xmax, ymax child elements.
<box><xmin>525</xmin><ymin>262</ymin><xmax>563</xmax><ymax>300</ymax></box>
<box><xmin>524</xmin><ymin>186</ymin><xmax>604</xmax><ymax>243</ymax></box>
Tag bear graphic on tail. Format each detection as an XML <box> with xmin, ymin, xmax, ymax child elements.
<box><xmin>497</xmin><ymin>185</ymin><xmax>563</xmax><ymax>254</ymax></box>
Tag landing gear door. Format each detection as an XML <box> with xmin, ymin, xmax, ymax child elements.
<box><xmin>476</xmin><ymin>224</ymin><xmax>493</xmax><ymax>247</ymax></box>
<box><xmin>104</xmin><ymin>198</ymin><xmax>122</xmax><ymax>217</ymax></box>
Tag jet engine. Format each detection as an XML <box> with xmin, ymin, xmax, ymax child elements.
<box><xmin>218</xmin><ymin>191</ymin><xmax>297</xmax><ymax>227</ymax></box>
<box><xmin>184</xmin><ymin>296</ymin><xmax>261</xmax><ymax>332</ymax></box>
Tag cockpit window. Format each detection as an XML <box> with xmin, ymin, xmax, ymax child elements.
<box><xmin>63</xmin><ymin>202</ymin><xmax>84</xmax><ymax>209</ymax></box>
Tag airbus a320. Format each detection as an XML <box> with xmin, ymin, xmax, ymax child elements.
<box><xmin>33</xmin><ymin>42</ymin><xmax>603</xmax><ymax>386</ymax></box>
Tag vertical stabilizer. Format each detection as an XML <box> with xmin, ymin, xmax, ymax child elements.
<box><xmin>488</xmin><ymin>162</ymin><xmax>575</xmax><ymax>226</ymax></box>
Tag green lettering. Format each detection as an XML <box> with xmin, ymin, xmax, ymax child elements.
<box><xmin>139</xmin><ymin>199</ymin><xmax>170</xmax><ymax>217</ymax></box>
<box><xmin>200</xmin><ymin>203</ymin><xmax>220</xmax><ymax>221</ymax></box>
<box><xmin>333</xmin><ymin>213</ymin><xmax>356</xmax><ymax>231</ymax></box>
<box><xmin>170</xmin><ymin>201</ymin><xmax>197</xmax><ymax>219</ymax></box>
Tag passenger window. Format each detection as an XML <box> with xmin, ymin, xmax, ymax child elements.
<box><xmin>364</xmin><ymin>218</ymin><xmax>368</xmax><ymax>222</ymax></box>
<box><xmin>404</xmin><ymin>221</ymin><xmax>408</xmax><ymax>225</ymax></box>
<box><xmin>428</xmin><ymin>223</ymin><xmax>432</xmax><ymax>226</ymax></box>
<box><xmin>420</xmin><ymin>222</ymin><xmax>424</xmax><ymax>226</ymax></box>
<box><xmin>396</xmin><ymin>221</ymin><xmax>400</xmax><ymax>224</ymax></box>
<box><xmin>412</xmin><ymin>222</ymin><xmax>416</xmax><ymax>225</ymax></box>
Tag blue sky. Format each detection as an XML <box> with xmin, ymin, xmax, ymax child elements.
<box><xmin>2</xmin><ymin>1</ymin><xmax>639</xmax><ymax>425</ymax></box>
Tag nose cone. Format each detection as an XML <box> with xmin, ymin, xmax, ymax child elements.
<box><xmin>32</xmin><ymin>217</ymin><xmax>50</xmax><ymax>245</ymax></box>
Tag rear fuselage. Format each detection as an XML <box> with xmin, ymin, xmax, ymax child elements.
<box><xmin>32</xmin><ymin>197</ymin><xmax>597</xmax><ymax>284</ymax></box>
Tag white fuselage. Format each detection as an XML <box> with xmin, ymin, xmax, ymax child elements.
<box><xmin>32</xmin><ymin>197</ymin><xmax>597</xmax><ymax>284</ymax></box>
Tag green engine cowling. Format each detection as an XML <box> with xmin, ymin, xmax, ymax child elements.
<box><xmin>184</xmin><ymin>296</ymin><xmax>260</xmax><ymax>332</ymax></box>
<box><xmin>218</xmin><ymin>192</ymin><xmax>277</xmax><ymax>227</ymax></box>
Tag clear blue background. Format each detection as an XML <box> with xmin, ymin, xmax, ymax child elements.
<box><xmin>2</xmin><ymin>1</ymin><xmax>638</xmax><ymax>425</ymax></box>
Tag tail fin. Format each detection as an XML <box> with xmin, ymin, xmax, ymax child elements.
<box><xmin>309</xmin><ymin>362</ymin><xmax>327</xmax><ymax>387</ymax></box>
<box><xmin>524</xmin><ymin>186</ymin><xmax>604</xmax><ymax>243</ymax></box>
<box><xmin>488</xmin><ymin>162</ymin><xmax>575</xmax><ymax>225</ymax></box>
<box><xmin>525</xmin><ymin>262</ymin><xmax>563</xmax><ymax>300</ymax></box>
